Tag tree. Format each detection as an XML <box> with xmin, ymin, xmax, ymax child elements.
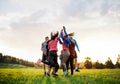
<box><xmin>84</xmin><ymin>57</ymin><xmax>92</xmax><ymax>69</ymax></box>
<box><xmin>105</xmin><ymin>57</ymin><xmax>115</xmax><ymax>69</ymax></box>
<box><xmin>115</xmin><ymin>55</ymin><xmax>120</xmax><ymax>68</ymax></box>
<box><xmin>0</xmin><ymin>53</ymin><xmax>3</xmax><ymax>62</ymax></box>
<box><xmin>93</xmin><ymin>60</ymin><xmax>104</xmax><ymax>69</ymax></box>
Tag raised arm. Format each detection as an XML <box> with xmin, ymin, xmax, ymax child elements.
<box><xmin>63</xmin><ymin>26</ymin><xmax>68</xmax><ymax>35</ymax></box>
<box><xmin>58</xmin><ymin>37</ymin><xmax>63</xmax><ymax>44</ymax></box>
<box><xmin>60</xmin><ymin>29</ymin><xmax>64</xmax><ymax>40</ymax></box>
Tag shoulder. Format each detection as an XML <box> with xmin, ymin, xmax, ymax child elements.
<box><xmin>71</xmin><ymin>38</ymin><xmax>76</xmax><ymax>43</ymax></box>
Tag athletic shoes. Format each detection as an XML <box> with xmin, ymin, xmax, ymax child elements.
<box><xmin>46</xmin><ymin>73</ymin><xmax>50</xmax><ymax>77</ymax></box>
<box><xmin>44</xmin><ymin>72</ymin><xmax>46</xmax><ymax>76</ymax></box>
<box><xmin>63</xmin><ymin>71</ymin><xmax>68</xmax><ymax>76</ymax></box>
<box><xmin>52</xmin><ymin>72</ymin><xmax>58</xmax><ymax>77</ymax></box>
<box><xmin>75</xmin><ymin>69</ymin><xmax>80</xmax><ymax>72</ymax></box>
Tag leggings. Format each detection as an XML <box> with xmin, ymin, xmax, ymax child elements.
<box><xmin>48</xmin><ymin>50</ymin><xmax>59</xmax><ymax>73</ymax></box>
<box><xmin>61</xmin><ymin>50</ymin><xmax>70</xmax><ymax>71</ymax></box>
<box><xmin>66</xmin><ymin>55</ymin><xmax>74</xmax><ymax>75</ymax></box>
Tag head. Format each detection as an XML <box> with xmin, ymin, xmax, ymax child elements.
<box><xmin>68</xmin><ymin>32</ymin><xmax>74</xmax><ymax>38</ymax></box>
<box><xmin>45</xmin><ymin>36</ymin><xmax>49</xmax><ymax>42</ymax></box>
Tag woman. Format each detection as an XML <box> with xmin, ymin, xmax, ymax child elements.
<box><xmin>46</xmin><ymin>31</ymin><xmax>59</xmax><ymax>77</ymax></box>
<box><xmin>59</xmin><ymin>28</ymin><xmax>70</xmax><ymax>75</ymax></box>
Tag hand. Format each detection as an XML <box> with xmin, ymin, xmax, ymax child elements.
<box><xmin>63</xmin><ymin>26</ymin><xmax>65</xmax><ymax>29</ymax></box>
<box><xmin>51</xmin><ymin>32</ymin><xmax>53</xmax><ymax>36</ymax></box>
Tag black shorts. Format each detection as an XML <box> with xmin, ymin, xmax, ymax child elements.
<box><xmin>42</xmin><ymin>54</ymin><xmax>47</xmax><ymax>61</ymax></box>
<box><xmin>42</xmin><ymin>54</ymin><xmax>49</xmax><ymax>65</ymax></box>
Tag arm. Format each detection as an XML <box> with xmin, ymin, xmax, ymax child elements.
<box><xmin>63</xmin><ymin>26</ymin><xmax>68</xmax><ymax>35</ymax></box>
<box><xmin>58</xmin><ymin>37</ymin><xmax>63</xmax><ymax>44</ymax></box>
<box><xmin>73</xmin><ymin>38</ymin><xmax>80</xmax><ymax>51</ymax></box>
<box><xmin>41</xmin><ymin>43</ymin><xmax>44</xmax><ymax>51</ymax></box>
<box><xmin>60</xmin><ymin>30</ymin><xmax>64</xmax><ymax>40</ymax></box>
<box><xmin>50</xmin><ymin>32</ymin><xmax>53</xmax><ymax>40</ymax></box>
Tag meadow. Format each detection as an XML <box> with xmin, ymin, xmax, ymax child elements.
<box><xmin>0</xmin><ymin>67</ymin><xmax>120</xmax><ymax>84</ymax></box>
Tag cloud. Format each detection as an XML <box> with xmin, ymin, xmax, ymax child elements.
<box><xmin>61</xmin><ymin>0</ymin><xmax>120</xmax><ymax>19</ymax></box>
<box><xmin>0</xmin><ymin>0</ymin><xmax>120</xmax><ymax>62</ymax></box>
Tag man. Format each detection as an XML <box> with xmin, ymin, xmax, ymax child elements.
<box><xmin>41</xmin><ymin>36</ymin><xmax>49</xmax><ymax>75</ymax></box>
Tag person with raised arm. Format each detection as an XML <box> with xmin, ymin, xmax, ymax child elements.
<box><xmin>63</xmin><ymin>26</ymin><xmax>80</xmax><ymax>72</ymax></box>
<box><xmin>59</xmin><ymin>28</ymin><xmax>71</xmax><ymax>75</ymax></box>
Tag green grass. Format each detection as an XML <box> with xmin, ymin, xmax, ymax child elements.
<box><xmin>0</xmin><ymin>68</ymin><xmax>120</xmax><ymax>84</ymax></box>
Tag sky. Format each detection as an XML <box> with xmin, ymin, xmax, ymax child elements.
<box><xmin>0</xmin><ymin>0</ymin><xmax>120</xmax><ymax>64</ymax></box>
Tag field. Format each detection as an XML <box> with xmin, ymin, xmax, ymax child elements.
<box><xmin>0</xmin><ymin>64</ymin><xmax>120</xmax><ymax>84</ymax></box>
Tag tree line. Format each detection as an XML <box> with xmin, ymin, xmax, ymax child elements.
<box><xmin>59</xmin><ymin>55</ymin><xmax>120</xmax><ymax>69</ymax></box>
<box><xmin>83</xmin><ymin>56</ymin><xmax>120</xmax><ymax>69</ymax></box>
<box><xmin>0</xmin><ymin>52</ymin><xmax>120</xmax><ymax>69</ymax></box>
<box><xmin>0</xmin><ymin>53</ymin><xmax>35</xmax><ymax>67</ymax></box>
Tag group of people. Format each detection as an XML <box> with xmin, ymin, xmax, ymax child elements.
<box><xmin>41</xmin><ymin>26</ymin><xmax>80</xmax><ymax>77</ymax></box>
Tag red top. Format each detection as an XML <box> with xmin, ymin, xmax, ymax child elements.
<box><xmin>48</xmin><ymin>38</ymin><xmax>58</xmax><ymax>51</ymax></box>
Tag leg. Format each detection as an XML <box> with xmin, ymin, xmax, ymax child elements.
<box><xmin>69</xmin><ymin>55</ymin><xmax>74</xmax><ymax>75</ymax></box>
<box><xmin>53</xmin><ymin>51</ymin><xmax>59</xmax><ymax>76</ymax></box>
<box><xmin>43</xmin><ymin>63</ymin><xmax>46</xmax><ymax>75</ymax></box>
<box><xmin>46</xmin><ymin>51</ymin><xmax>55</xmax><ymax>76</ymax></box>
<box><xmin>55</xmin><ymin>63</ymin><xmax>59</xmax><ymax>73</ymax></box>
<box><xmin>42</xmin><ymin>54</ymin><xmax>47</xmax><ymax>75</ymax></box>
<box><xmin>75</xmin><ymin>58</ymin><xmax>80</xmax><ymax>72</ymax></box>
<box><xmin>74</xmin><ymin>51</ymin><xmax>80</xmax><ymax>72</ymax></box>
<box><xmin>46</xmin><ymin>65</ymin><xmax>51</xmax><ymax>77</ymax></box>
<box><xmin>62</xmin><ymin>50</ymin><xmax>70</xmax><ymax>75</ymax></box>
<box><xmin>63</xmin><ymin>50</ymin><xmax>70</xmax><ymax>71</ymax></box>
<box><xmin>66</xmin><ymin>56</ymin><xmax>70</xmax><ymax>74</ymax></box>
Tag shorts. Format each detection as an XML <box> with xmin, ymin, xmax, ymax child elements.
<box><xmin>42</xmin><ymin>53</ymin><xmax>49</xmax><ymax>65</ymax></box>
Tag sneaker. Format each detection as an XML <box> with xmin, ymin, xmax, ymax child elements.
<box><xmin>44</xmin><ymin>72</ymin><xmax>46</xmax><ymax>76</ymax></box>
<box><xmin>75</xmin><ymin>69</ymin><xmax>80</xmax><ymax>72</ymax></box>
<box><xmin>46</xmin><ymin>73</ymin><xmax>50</xmax><ymax>77</ymax></box>
<box><xmin>52</xmin><ymin>72</ymin><xmax>58</xmax><ymax>76</ymax></box>
<box><xmin>63</xmin><ymin>71</ymin><xmax>68</xmax><ymax>76</ymax></box>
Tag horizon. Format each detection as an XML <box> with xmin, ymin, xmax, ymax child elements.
<box><xmin>0</xmin><ymin>52</ymin><xmax>120</xmax><ymax>64</ymax></box>
<box><xmin>0</xmin><ymin>0</ymin><xmax>120</xmax><ymax>64</ymax></box>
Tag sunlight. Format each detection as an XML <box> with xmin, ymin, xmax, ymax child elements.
<box><xmin>0</xmin><ymin>45</ymin><xmax>40</xmax><ymax>63</ymax></box>
<box><xmin>78</xmin><ymin>38</ymin><xmax>120</xmax><ymax>64</ymax></box>
<box><xmin>0</xmin><ymin>36</ymin><xmax>120</xmax><ymax>64</ymax></box>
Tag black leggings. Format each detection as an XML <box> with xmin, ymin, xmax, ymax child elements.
<box><xmin>66</xmin><ymin>55</ymin><xmax>74</xmax><ymax>75</ymax></box>
<box><xmin>48</xmin><ymin>50</ymin><xmax>59</xmax><ymax>73</ymax></box>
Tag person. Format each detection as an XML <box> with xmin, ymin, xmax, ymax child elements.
<box><xmin>59</xmin><ymin>28</ymin><xmax>70</xmax><ymax>75</ymax></box>
<box><xmin>63</xmin><ymin>26</ymin><xmax>80</xmax><ymax>72</ymax></box>
<box><xmin>46</xmin><ymin>31</ymin><xmax>59</xmax><ymax>77</ymax></box>
<box><xmin>66</xmin><ymin>38</ymin><xmax>76</xmax><ymax>75</ymax></box>
<box><xmin>68</xmin><ymin>32</ymin><xmax>80</xmax><ymax>72</ymax></box>
<box><xmin>41</xmin><ymin>36</ymin><xmax>49</xmax><ymax>75</ymax></box>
